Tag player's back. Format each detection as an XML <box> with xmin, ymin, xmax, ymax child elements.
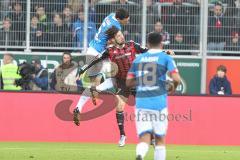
<box><xmin>89</xmin><ymin>13</ymin><xmax>121</xmax><ymax>53</ymax></box>
<box><xmin>131</xmin><ymin>49</ymin><xmax>176</xmax><ymax>111</ymax></box>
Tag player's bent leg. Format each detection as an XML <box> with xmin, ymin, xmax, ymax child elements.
<box><xmin>73</xmin><ymin>88</ymin><xmax>95</xmax><ymax>126</ymax></box>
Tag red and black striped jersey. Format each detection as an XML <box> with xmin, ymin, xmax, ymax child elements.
<box><xmin>79</xmin><ymin>41</ymin><xmax>147</xmax><ymax>80</ymax></box>
<box><xmin>103</xmin><ymin>41</ymin><xmax>147</xmax><ymax>79</ymax></box>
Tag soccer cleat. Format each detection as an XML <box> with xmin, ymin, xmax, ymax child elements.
<box><xmin>73</xmin><ymin>108</ymin><xmax>80</xmax><ymax>126</ymax></box>
<box><xmin>118</xmin><ymin>135</ymin><xmax>127</xmax><ymax>147</ymax></box>
<box><xmin>136</xmin><ymin>155</ymin><xmax>143</xmax><ymax>160</ymax></box>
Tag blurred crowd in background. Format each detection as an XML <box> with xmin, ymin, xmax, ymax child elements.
<box><xmin>0</xmin><ymin>0</ymin><xmax>240</xmax><ymax>53</ymax></box>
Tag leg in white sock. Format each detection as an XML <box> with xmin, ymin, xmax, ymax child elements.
<box><xmin>136</xmin><ymin>142</ymin><xmax>149</xmax><ymax>159</ymax></box>
<box><xmin>76</xmin><ymin>89</ymin><xmax>91</xmax><ymax>112</ymax></box>
<box><xmin>154</xmin><ymin>145</ymin><xmax>166</xmax><ymax>160</ymax></box>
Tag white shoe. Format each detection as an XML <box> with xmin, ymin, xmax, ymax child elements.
<box><xmin>118</xmin><ymin>135</ymin><xmax>126</xmax><ymax>147</ymax></box>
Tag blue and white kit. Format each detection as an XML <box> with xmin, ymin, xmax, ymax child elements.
<box><xmin>127</xmin><ymin>49</ymin><xmax>178</xmax><ymax>137</ymax></box>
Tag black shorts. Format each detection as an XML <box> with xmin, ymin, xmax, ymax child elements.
<box><xmin>116</xmin><ymin>79</ymin><xmax>131</xmax><ymax>98</ymax></box>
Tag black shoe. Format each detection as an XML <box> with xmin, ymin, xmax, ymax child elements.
<box><xmin>73</xmin><ymin>108</ymin><xmax>80</xmax><ymax>126</ymax></box>
<box><xmin>136</xmin><ymin>155</ymin><xmax>143</xmax><ymax>160</ymax></box>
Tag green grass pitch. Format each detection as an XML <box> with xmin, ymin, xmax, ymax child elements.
<box><xmin>0</xmin><ymin>142</ymin><xmax>239</xmax><ymax>160</ymax></box>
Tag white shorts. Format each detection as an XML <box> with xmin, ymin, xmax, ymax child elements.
<box><xmin>135</xmin><ymin>108</ymin><xmax>168</xmax><ymax>138</ymax></box>
<box><xmin>86</xmin><ymin>47</ymin><xmax>113</xmax><ymax>77</ymax></box>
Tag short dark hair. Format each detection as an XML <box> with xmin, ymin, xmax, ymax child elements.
<box><xmin>31</xmin><ymin>56</ymin><xmax>41</xmax><ymax>64</ymax></box>
<box><xmin>63</xmin><ymin>52</ymin><xmax>72</xmax><ymax>58</ymax></box>
<box><xmin>147</xmin><ymin>32</ymin><xmax>162</xmax><ymax>47</ymax></box>
<box><xmin>217</xmin><ymin>65</ymin><xmax>227</xmax><ymax>73</ymax></box>
<box><xmin>105</xmin><ymin>26</ymin><xmax>119</xmax><ymax>40</ymax></box>
<box><xmin>115</xmin><ymin>8</ymin><xmax>129</xmax><ymax>20</ymax></box>
<box><xmin>215</xmin><ymin>1</ymin><xmax>223</xmax><ymax>7</ymax></box>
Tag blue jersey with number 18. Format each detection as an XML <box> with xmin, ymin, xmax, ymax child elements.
<box><xmin>89</xmin><ymin>13</ymin><xmax>121</xmax><ymax>53</ymax></box>
<box><xmin>127</xmin><ymin>49</ymin><xmax>178</xmax><ymax>111</ymax></box>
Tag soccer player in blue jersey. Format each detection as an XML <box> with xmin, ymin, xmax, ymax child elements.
<box><xmin>126</xmin><ymin>32</ymin><xmax>181</xmax><ymax>160</ymax></box>
<box><xmin>73</xmin><ymin>8</ymin><xmax>129</xmax><ymax>122</ymax></box>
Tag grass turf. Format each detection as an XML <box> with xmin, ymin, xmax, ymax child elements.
<box><xmin>0</xmin><ymin>142</ymin><xmax>239</xmax><ymax>160</ymax></box>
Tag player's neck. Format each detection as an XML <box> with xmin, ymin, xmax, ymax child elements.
<box><xmin>149</xmin><ymin>47</ymin><xmax>162</xmax><ymax>50</ymax></box>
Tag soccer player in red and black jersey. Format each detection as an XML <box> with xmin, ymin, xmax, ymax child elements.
<box><xmin>74</xmin><ymin>26</ymin><xmax>147</xmax><ymax>146</ymax></box>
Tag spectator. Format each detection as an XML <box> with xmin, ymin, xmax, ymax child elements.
<box><xmin>36</xmin><ymin>5</ymin><xmax>48</xmax><ymax>29</ymax></box>
<box><xmin>30</xmin><ymin>16</ymin><xmax>46</xmax><ymax>46</ymax></box>
<box><xmin>49</xmin><ymin>13</ymin><xmax>71</xmax><ymax>47</ymax></box>
<box><xmin>63</xmin><ymin>6</ymin><xmax>73</xmax><ymax>30</ymax></box>
<box><xmin>153</xmin><ymin>20</ymin><xmax>170</xmax><ymax>45</ymax></box>
<box><xmin>0</xmin><ymin>18</ymin><xmax>16</xmax><ymax>46</ymax></box>
<box><xmin>73</xmin><ymin>10</ymin><xmax>96</xmax><ymax>48</ymax></box>
<box><xmin>208</xmin><ymin>2</ymin><xmax>228</xmax><ymax>51</ymax></box>
<box><xmin>225</xmin><ymin>32</ymin><xmax>240</xmax><ymax>51</ymax></box>
<box><xmin>0</xmin><ymin>53</ymin><xmax>21</xmax><ymax>90</ymax></box>
<box><xmin>68</xmin><ymin>0</ymin><xmax>83</xmax><ymax>14</ymax></box>
<box><xmin>9</xmin><ymin>2</ymin><xmax>26</xmax><ymax>46</ymax></box>
<box><xmin>28</xmin><ymin>56</ymin><xmax>48</xmax><ymax>91</ymax></box>
<box><xmin>170</xmin><ymin>32</ymin><xmax>186</xmax><ymax>49</ymax></box>
<box><xmin>209</xmin><ymin>65</ymin><xmax>232</xmax><ymax>95</ymax></box>
<box><xmin>50</xmin><ymin>52</ymin><xmax>78</xmax><ymax>92</ymax></box>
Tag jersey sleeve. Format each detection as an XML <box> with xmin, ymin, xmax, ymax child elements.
<box><xmin>166</xmin><ymin>55</ymin><xmax>178</xmax><ymax>74</ymax></box>
<box><xmin>133</xmin><ymin>42</ymin><xmax>148</xmax><ymax>54</ymax></box>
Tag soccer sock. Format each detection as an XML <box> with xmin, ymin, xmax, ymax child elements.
<box><xmin>76</xmin><ymin>89</ymin><xmax>91</xmax><ymax>112</ymax></box>
<box><xmin>154</xmin><ymin>146</ymin><xmax>166</xmax><ymax>160</ymax></box>
<box><xmin>96</xmin><ymin>78</ymin><xmax>115</xmax><ymax>91</ymax></box>
<box><xmin>116</xmin><ymin>111</ymin><xmax>125</xmax><ymax>136</ymax></box>
<box><xmin>136</xmin><ymin>142</ymin><xmax>149</xmax><ymax>159</ymax></box>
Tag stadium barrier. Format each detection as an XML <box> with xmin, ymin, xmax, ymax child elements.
<box><xmin>0</xmin><ymin>54</ymin><xmax>202</xmax><ymax>94</ymax></box>
<box><xmin>0</xmin><ymin>91</ymin><xmax>240</xmax><ymax>146</ymax></box>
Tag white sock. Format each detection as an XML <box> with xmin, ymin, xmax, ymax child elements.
<box><xmin>96</xmin><ymin>78</ymin><xmax>115</xmax><ymax>91</ymax></box>
<box><xmin>136</xmin><ymin>142</ymin><xmax>149</xmax><ymax>159</ymax></box>
<box><xmin>76</xmin><ymin>89</ymin><xmax>90</xmax><ymax>112</ymax></box>
<box><xmin>154</xmin><ymin>146</ymin><xmax>166</xmax><ymax>160</ymax></box>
